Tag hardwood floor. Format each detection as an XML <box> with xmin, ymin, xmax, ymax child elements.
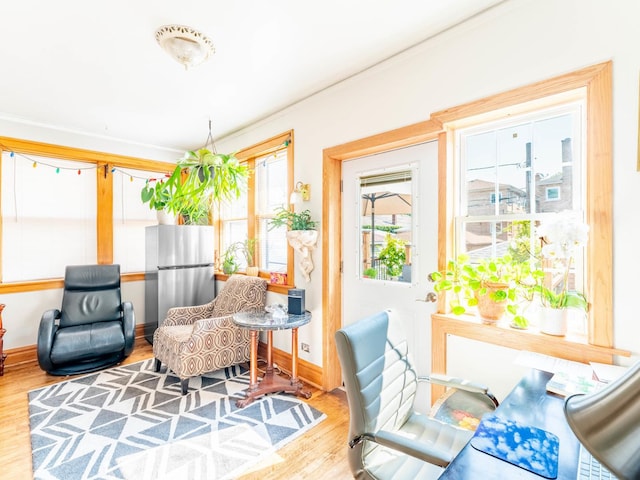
<box><xmin>0</xmin><ymin>339</ymin><xmax>352</xmax><ymax>479</ymax></box>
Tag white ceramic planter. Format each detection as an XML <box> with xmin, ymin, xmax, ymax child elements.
<box><xmin>539</xmin><ymin>307</ymin><xmax>568</xmax><ymax>336</ymax></box>
<box><xmin>156</xmin><ymin>209</ymin><xmax>176</xmax><ymax>225</ymax></box>
<box><xmin>287</xmin><ymin>230</ymin><xmax>318</xmax><ymax>282</ymax></box>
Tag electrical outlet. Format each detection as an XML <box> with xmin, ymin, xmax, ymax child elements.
<box><xmin>301</xmin><ymin>342</ymin><xmax>310</xmax><ymax>353</ymax></box>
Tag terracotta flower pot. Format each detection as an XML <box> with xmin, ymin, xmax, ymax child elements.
<box><xmin>475</xmin><ymin>281</ymin><xmax>509</xmax><ymax>324</ymax></box>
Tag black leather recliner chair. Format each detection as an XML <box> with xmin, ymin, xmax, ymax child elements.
<box><xmin>37</xmin><ymin>264</ymin><xmax>135</xmax><ymax>375</ymax></box>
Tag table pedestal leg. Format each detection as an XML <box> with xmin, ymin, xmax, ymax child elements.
<box><xmin>236</xmin><ymin>327</ymin><xmax>311</xmax><ymax>408</ymax></box>
<box><xmin>289</xmin><ymin>327</ymin><xmax>310</xmax><ymax>397</ymax></box>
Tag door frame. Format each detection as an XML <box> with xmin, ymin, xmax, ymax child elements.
<box><xmin>321</xmin><ymin>119</ymin><xmax>443</xmax><ymax>391</ymax></box>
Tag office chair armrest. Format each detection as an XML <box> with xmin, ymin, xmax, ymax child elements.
<box><xmin>419</xmin><ymin>374</ymin><xmax>499</xmax><ymax>407</ymax></box>
<box><xmin>350</xmin><ymin>431</ymin><xmax>453</xmax><ymax>468</ymax></box>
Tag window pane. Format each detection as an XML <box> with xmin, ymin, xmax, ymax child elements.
<box><xmin>459</xmin><ymin>106</ymin><xmax>582</xmax><ymax>255</ymax></box>
<box><xmin>219</xmin><ymin>190</ymin><xmax>248</xmax><ymax>267</ymax></box>
<box><xmin>532</xmin><ymin>114</ymin><xmax>577</xmax><ymax>213</ymax></box>
<box><xmin>462</xmin><ymin>219</ymin><xmax>539</xmax><ymax>264</ymax></box>
<box><xmin>222</xmin><ymin>219</ymin><xmax>248</xmax><ymax>268</ymax></box>
<box><xmin>457</xmin><ymin>102</ymin><xmax>586</xmax><ymax>333</ymax></box>
<box><xmin>464</xmin><ymin>112</ymin><xmax>577</xmax><ymax>218</ymax></box>
<box><xmin>113</xmin><ymin>168</ymin><xmax>164</xmax><ymax>273</ymax></box>
<box><xmin>220</xmin><ymin>192</ymin><xmax>247</xmax><ymax>220</ymax></box>
<box><xmin>359</xmin><ymin>169</ymin><xmax>412</xmax><ymax>283</ymax></box>
<box><xmin>465</xmin><ymin>124</ymin><xmax>533</xmax><ymax>216</ymax></box>
<box><xmin>256</xmin><ymin>150</ymin><xmax>288</xmax><ymax>274</ymax></box>
<box><xmin>1</xmin><ymin>152</ymin><xmax>96</xmax><ymax>281</ymax></box>
<box><xmin>256</xmin><ymin>151</ymin><xmax>287</xmax><ymax>214</ymax></box>
<box><xmin>261</xmin><ymin>219</ymin><xmax>287</xmax><ymax>272</ymax></box>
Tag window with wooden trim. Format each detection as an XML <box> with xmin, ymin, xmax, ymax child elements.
<box><xmin>112</xmin><ymin>167</ymin><xmax>171</xmax><ymax>273</ymax></box>
<box><xmin>1</xmin><ymin>152</ymin><xmax>98</xmax><ymax>282</ymax></box>
<box><xmin>0</xmin><ymin>137</ymin><xmax>174</xmax><ymax>290</ymax></box>
<box><xmin>454</xmin><ymin>100</ymin><xmax>587</xmax><ymax>333</ymax></box>
<box><xmin>433</xmin><ymin>61</ymin><xmax>613</xmax><ymax>348</ymax></box>
<box><xmin>218</xmin><ymin>131</ymin><xmax>294</xmax><ymax>284</ymax></box>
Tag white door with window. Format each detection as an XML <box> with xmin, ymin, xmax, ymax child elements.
<box><xmin>341</xmin><ymin>141</ymin><xmax>439</xmax><ymax>406</ymax></box>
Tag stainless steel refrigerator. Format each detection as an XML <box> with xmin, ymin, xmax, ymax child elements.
<box><xmin>144</xmin><ymin>225</ymin><xmax>216</xmax><ymax>343</ymax></box>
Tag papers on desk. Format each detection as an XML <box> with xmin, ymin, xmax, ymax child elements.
<box><xmin>589</xmin><ymin>362</ymin><xmax>628</xmax><ymax>383</ymax></box>
<box><xmin>545</xmin><ymin>371</ymin><xmax>605</xmax><ymax>397</ymax></box>
<box><xmin>514</xmin><ymin>351</ymin><xmax>629</xmax><ymax>382</ymax></box>
<box><xmin>513</xmin><ymin>351</ymin><xmax>631</xmax><ymax>397</ymax></box>
<box><xmin>514</xmin><ymin>351</ymin><xmax>594</xmax><ymax>377</ymax></box>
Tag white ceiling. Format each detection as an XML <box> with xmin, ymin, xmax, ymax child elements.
<box><xmin>0</xmin><ymin>0</ymin><xmax>504</xmax><ymax>152</ymax></box>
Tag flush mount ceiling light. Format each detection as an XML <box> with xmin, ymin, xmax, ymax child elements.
<box><xmin>155</xmin><ymin>24</ymin><xmax>215</xmax><ymax>70</ymax></box>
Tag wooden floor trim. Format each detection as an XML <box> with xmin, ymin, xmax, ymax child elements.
<box><xmin>4</xmin><ymin>324</ymin><xmax>148</xmax><ymax>368</ymax></box>
<box><xmin>5</xmin><ymin>326</ymin><xmax>323</xmax><ymax>392</ymax></box>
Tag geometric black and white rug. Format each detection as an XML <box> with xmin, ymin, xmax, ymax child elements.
<box><xmin>28</xmin><ymin>359</ymin><xmax>326</xmax><ymax>480</ymax></box>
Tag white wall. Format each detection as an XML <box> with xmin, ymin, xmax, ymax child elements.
<box><xmin>2</xmin><ymin>1</ymin><xmax>639</xmax><ymax>393</ymax></box>
<box><xmin>214</xmin><ymin>0</ymin><xmax>640</xmax><ymax>384</ymax></box>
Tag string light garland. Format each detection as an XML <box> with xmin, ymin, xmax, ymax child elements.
<box><xmin>0</xmin><ymin>143</ymin><xmax>170</xmax><ymax>183</ymax></box>
<box><xmin>2</xmin><ymin>146</ymin><xmax>97</xmax><ymax>174</ymax></box>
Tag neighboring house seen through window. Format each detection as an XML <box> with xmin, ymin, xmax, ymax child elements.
<box><xmin>455</xmin><ymin>100</ymin><xmax>586</xmax><ymax>328</ymax></box>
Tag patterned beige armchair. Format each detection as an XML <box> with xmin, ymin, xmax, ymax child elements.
<box><xmin>153</xmin><ymin>274</ymin><xmax>267</xmax><ymax>395</ymax></box>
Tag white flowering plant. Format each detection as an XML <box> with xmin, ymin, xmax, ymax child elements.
<box><xmin>535</xmin><ymin>212</ymin><xmax>589</xmax><ymax>311</ymax></box>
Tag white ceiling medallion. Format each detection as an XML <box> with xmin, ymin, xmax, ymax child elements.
<box><xmin>155</xmin><ymin>25</ymin><xmax>215</xmax><ymax>70</ymax></box>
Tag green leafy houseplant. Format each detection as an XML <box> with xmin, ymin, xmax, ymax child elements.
<box><xmin>269</xmin><ymin>207</ymin><xmax>317</xmax><ymax>231</ymax></box>
<box><xmin>140</xmin><ymin>178</ymin><xmax>170</xmax><ymax>212</ymax></box>
<box><xmin>141</xmin><ymin>148</ymin><xmax>250</xmax><ymax>225</ymax></box>
<box><xmin>429</xmin><ymin>254</ymin><xmax>536</xmax><ymax>327</ymax></box>
<box><xmin>363</xmin><ymin>267</ymin><xmax>378</xmax><ymax>279</ymax></box>
<box><xmin>221</xmin><ymin>244</ymin><xmax>240</xmax><ymax>275</ymax></box>
<box><xmin>378</xmin><ymin>234</ymin><xmax>406</xmax><ymax>278</ymax></box>
<box><xmin>238</xmin><ymin>238</ymin><xmax>257</xmax><ymax>268</ymax></box>
<box><xmin>226</xmin><ymin>238</ymin><xmax>259</xmax><ymax>275</ymax></box>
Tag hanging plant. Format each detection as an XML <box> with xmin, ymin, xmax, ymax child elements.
<box><xmin>141</xmin><ymin>148</ymin><xmax>250</xmax><ymax>225</ymax></box>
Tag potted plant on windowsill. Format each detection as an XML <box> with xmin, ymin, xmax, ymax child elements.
<box><xmin>269</xmin><ymin>207</ymin><xmax>318</xmax><ymax>281</ymax></box>
<box><xmin>233</xmin><ymin>238</ymin><xmax>259</xmax><ymax>276</ymax></box>
<box><xmin>429</xmin><ymin>254</ymin><xmax>536</xmax><ymax>328</ymax></box>
<box><xmin>534</xmin><ymin>212</ymin><xmax>590</xmax><ymax>336</ymax></box>
<box><xmin>141</xmin><ymin>148</ymin><xmax>250</xmax><ymax>225</ymax></box>
<box><xmin>221</xmin><ymin>243</ymin><xmax>240</xmax><ymax>275</ymax></box>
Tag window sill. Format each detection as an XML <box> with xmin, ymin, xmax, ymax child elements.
<box><xmin>429</xmin><ymin>312</ymin><xmax>630</xmax><ymax>405</ymax></box>
<box><xmin>431</xmin><ymin>312</ymin><xmax>629</xmax><ymax>363</ymax></box>
<box><xmin>214</xmin><ymin>272</ymin><xmax>294</xmax><ymax>295</ymax></box>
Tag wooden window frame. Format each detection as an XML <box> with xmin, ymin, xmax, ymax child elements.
<box><xmin>321</xmin><ymin>61</ymin><xmax>618</xmax><ymax>392</ymax></box>
<box><xmin>217</xmin><ymin>130</ymin><xmax>295</xmax><ymax>294</ymax></box>
<box><xmin>0</xmin><ymin>137</ymin><xmax>173</xmax><ymax>292</ymax></box>
<box><xmin>432</xmin><ymin>61</ymin><xmax>613</xmax><ymax>348</ymax></box>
